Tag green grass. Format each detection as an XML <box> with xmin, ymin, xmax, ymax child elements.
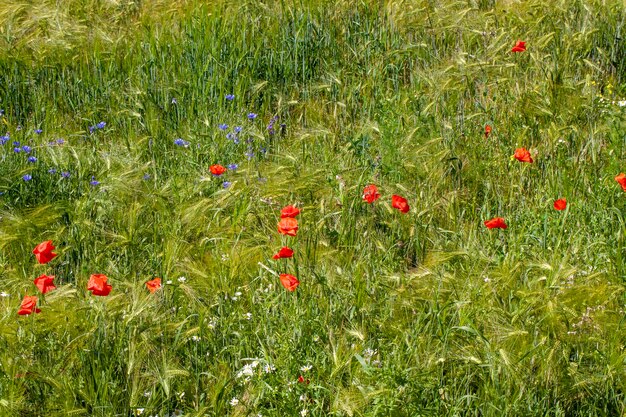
<box><xmin>0</xmin><ymin>0</ymin><xmax>626</xmax><ymax>415</ymax></box>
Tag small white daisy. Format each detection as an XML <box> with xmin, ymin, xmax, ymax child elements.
<box><xmin>236</xmin><ymin>364</ymin><xmax>254</xmax><ymax>378</ymax></box>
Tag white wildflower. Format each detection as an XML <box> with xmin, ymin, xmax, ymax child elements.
<box><xmin>300</xmin><ymin>364</ymin><xmax>312</xmax><ymax>372</ymax></box>
<box><xmin>229</xmin><ymin>397</ymin><xmax>239</xmax><ymax>406</ymax></box>
<box><xmin>177</xmin><ymin>276</ymin><xmax>187</xmax><ymax>283</ymax></box>
<box><xmin>236</xmin><ymin>364</ymin><xmax>255</xmax><ymax>379</ymax></box>
<box><xmin>363</xmin><ymin>348</ymin><xmax>377</xmax><ymax>359</ymax></box>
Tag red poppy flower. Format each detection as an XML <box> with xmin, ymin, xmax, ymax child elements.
<box><xmin>554</xmin><ymin>199</ymin><xmax>567</xmax><ymax>211</ymax></box>
<box><xmin>87</xmin><ymin>274</ymin><xmax>113</xmax><ymax>296</ymax></box>
<box><xmin>391</xmin><ymin>195</ymin><xmax>410</xmax><ymax>213</ymax></box>
<box><xmin>485</xmin><ymin>125</ymin><xmax>492</xmax><ymax>139</ymax></box>
<box><xmin>280</xmin><ymin>205</ymin><xmax>300</xmax><ymax>218</ymax></box>
<box><xmin>484</xmin><ymin>217</ymin><xmax>508</xmax><ymax>229</ymax></box>
<box><xmin>362</xmin><ymin>184</ymin><xmax>381</xmax><ymax>203</ymax></box>
<box><xmin>511</xmin><ymin>40</ymin><xmax>526</xmax><ymax>52</ymax></box>
<box><xmin>33</xmin><ymin>274</ymin><xmax>56</xmax><ymax>294</ymax></box>
<box><xmin>18</xmin><ymin>295</ymin><xmax>41</xmax><ymax>316</ymax></box>
<box><xmin>273</xmin><ymin>247</ymin><xmax>294</xmax><ymax>260</ymax></box>
<box><xmin>514</xmin><ymin>148</ymin><xmax>533</xmax><ymax>163</ymax></box>
<box><xmin>277</xmin><ymin>218</ymin><xmax>298</xmax><ymax>236</ymax></box>
<box><xmin>615</xmin><ymin>173</ymin><xmax>626</xmax><ymax>191</ymax></box>
<box><xmin>279</xmin><ymin>273</ymin><xmax>300</xmax><ymax>291</ymax></box>
<box><xmin>297</xmin><ymin>375</ymin><xmax>310</xmax><ymax>384</ymax></box>
<box><xmin>146</xmin><ymin>277</ymin><xmax>161</xmax><ymax>293</ymax></box>
<box><xmin>32</xmin><ymin>240</ymin><xmax>57</xmax><ymax>264</ymax></box>
<box><xmin>209</xmin><ymin>164</ymin><xmax>227</xmax><ymax>176</ymax></box>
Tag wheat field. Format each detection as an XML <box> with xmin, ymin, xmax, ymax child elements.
<box><xmin>0</xmin><ymin>0</ymin><xmax>625</xmax><ymax>415</ymax></box>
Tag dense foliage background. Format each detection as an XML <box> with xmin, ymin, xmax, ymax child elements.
<box><xmin>0</xmin><ymin>0</ymin><xmax>625</xmax><ymax>415</ymax></box>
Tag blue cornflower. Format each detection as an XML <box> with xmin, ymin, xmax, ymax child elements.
<box><xmin>260</xmin><ymin>147</ymin><xmax>267</xmax><ymax>155</ymax></box>
<box><xmin>22</xmin><ymin>174</ymin><xmax>32</xmax><ymax>181</ymax></box>
<box><xmin>0</xmin><ymin>135</ymin><xmax>9</xmax><ymax>145</ymax></box>
<box><xmin>57</xmin><ymin>138</ymin><xmax>65</xmax><ymax>145</ymax></box>
<box><xmin>90</xmin><ymin>176</ymin><xmax>100</xmax><ymax>186</ymax></box>
<box><xmin>13</xmin><ymin>147</ymin><xmax>21</xmax><ymax>153</ymax></box>
<box><xmin>245</xmin><ymin>151</ymin><xmax>254</xmax><ymax>160</ymax></box>
<box><xmin>247</xmin><ymin>112</ymin><xmax>257</xmax><ymax>120</ymax></box>
<box><xmin>171</xmin><ymin>98</ymin><xmax>177</xmax><ymax>104</ymax></box>
<box><xmin>96</xmin><ymin>121</ymin><xmax>106</xmax><ymax>129</ymax></box>
<box><xmin>227</xmin><ymin>164</ymin><xmax>238</xmax><ymax>170</ymax></box>
<box><xmin>13</xmin><ymin>141</ymin><xmax>19</xmax><ymax>146</ymax></box>
<box><xmin>48</xmin><ymin>168</ymin><xmax>57</xmax><ymax>174</ymax></box>
<box><xmin>61</xmin><ymin>171</ymin><xmax>70</xmax><ymax>178</ymax></box>
<box><xmin>234</xmin><ymin>126</ymin><xmax>243</xmax><ymax>133</ymax></box>
<box><xmin>22</xmin><ymin>146</ymin><xmax>31</xmax><ymax>154</ymax></box>
<box><xmin>89</xmin><ymin>126</ymin><xmax>96</xmax><ymax>133</ymax></box>
<box><xmin>16</xmin><ymin>125</ymin><xmax>21</xmax><ymax>131</ymax></box>
<box><xmin>222</xmin><ymin>181</ymin><xmax>232</xmax><ymax>189</ymax></box>
<box><xmin>267</xmin><ymin>116</ymin><xmax>277</xmax><ymax>134</ymax></box>
<box><xmin>143</xmin><ymin>173</ymin><xmax>151</xmax><ymax>180</ymax></box>
<box><xmin>218</xmin><ymin>124</ymin><xmax>228</xmax><ymax>131</ymax></box>
<box><xmin>27</xmin><ymin>156</ymin><xmax>37</xmax><ymax>163</ymax></box>
<box><xmin>225</xmin><ymin>94</ymin><xmax>235</xmax><ymax>101</ymax></box>
<box><xmin>174</xmin><ymin>138</ymin><xmax>190</xmax><ymax>147</ymax></box>
<box><xmin>226</xmin><ymin>133</ymin><xmax>236</xmax><ymax>141</ymax></box>
<box><xmin>34</xmin><ymin>129</ymin><xmax>42</xmax><ymax>134</ymax></box>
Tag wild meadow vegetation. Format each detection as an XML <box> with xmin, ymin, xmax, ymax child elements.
<box><xmin>1</xmin><ymin>0</ymin><xmax>626</xmax><ymax>415</ymax></box>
